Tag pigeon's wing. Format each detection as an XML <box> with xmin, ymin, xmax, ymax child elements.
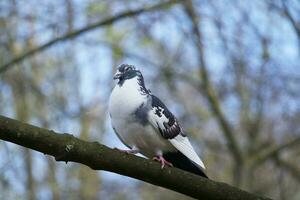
<box><xmin>147</xmin><ymin>95</ymin><xmax>206</xmax><ymax>169</ymax></box>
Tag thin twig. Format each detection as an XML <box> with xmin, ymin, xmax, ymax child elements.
<box><xmin>249</xmin><ymin>136</ymin><xmax>300</xmax><ymax>167</ymax></box>
<box><xmin>0</xmin><ymin>0</ymin><xmax>180</xmax><ymax>73</ymax></box>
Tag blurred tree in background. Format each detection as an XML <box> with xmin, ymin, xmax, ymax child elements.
<box><xmin>0</xmin><ymin>0</ymin><xmax>299</xmax><ymax>199</ymax></box>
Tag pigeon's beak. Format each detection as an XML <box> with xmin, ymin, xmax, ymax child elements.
<box><xmin>113</xmin><ymin>72</ymin><xmax>122</xmax><ymax>80</ymax></box>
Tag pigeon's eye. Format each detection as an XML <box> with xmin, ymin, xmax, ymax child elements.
<box><xmin>125</xmin><ymin>67</ymin><xmax>132</xmax><ymax>71</ymax></box>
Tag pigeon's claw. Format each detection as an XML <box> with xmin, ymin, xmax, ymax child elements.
<box><xmin>152</xmin><ymin>155</ymin><xmax>173</xmax><ymax>169</ymax></box>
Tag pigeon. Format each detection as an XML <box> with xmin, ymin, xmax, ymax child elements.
<box><xmin>108</xmin><ymin>64</ymin><xmax>207</xmax><ymax>178</ymax></box>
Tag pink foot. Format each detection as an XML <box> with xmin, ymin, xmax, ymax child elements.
<box><xmin>152</xmin><ymin>155</ymin><xmax>173</xmax><ymax>169</ymax></box>
<box><xmin>114</xmin><ymin>147</ymin><xmax>139</xmax><ymax>154</ymax></box>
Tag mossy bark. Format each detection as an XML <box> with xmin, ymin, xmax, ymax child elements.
<box><xmin>0</xmin><ymin>115</ymin><xmax>271</xmax><ymax>200</ymax></box>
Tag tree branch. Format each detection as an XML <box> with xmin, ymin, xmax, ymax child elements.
<box><xmin>0</xmin><ymin>0</ymin><xmax>180</xmax><ymax>74</ymax></box>
<box><xmin>274</xmin><ymin>156</ymin><xmax>300</xmax><ymax>183</ymax></box>
<box><xmin>281</xmin><ymin>0</ymin><xmax>300</xmax><ymax>39</ymax></box>
<box><xmin>249</xmin><ymin>136</ymin><xmax>300</xmax><ymax>167</ymax></box>
<box><xmin>182</xmin><ymin>1</ymin><xmax>243</xmax><ymax>165</ymax></box>
<box><xmin>0</xmin><ymin>115</ymin><xmax>270</xmax><ymax>200</ymax></box>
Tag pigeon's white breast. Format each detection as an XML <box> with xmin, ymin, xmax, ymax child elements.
<box><xmin>109</xmin><ymin>77</ymin><xmax>146</xmax><ymax>118</ymax></box>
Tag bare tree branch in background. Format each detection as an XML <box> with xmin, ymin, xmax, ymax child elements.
<box><xmin>281</xmin><ymin>0</ymin><xmax>300</xmax><ymax>40</ymax></box>
<box><xmin>0</xmin><ymin>115</ymin><xmax>271</xmax><ymax>200</ymax></box>
<box><xmin>249</xmin><ymin>136</ymin><xmax>300</xmax><ymax>167</ymax></box>
<box><xmin>274</xmin><ymin>156</ymin><xmax>300</xmax><ymax>183</ymax></box>
<box><xmin>269</xmin><ymin>0</ymin><xmax>300</xmax><ymax>50</ymax></box>
<box><xmin>0</xmin><ymin>0</ymin><xmax>180</xmax><ymax>74</ymax></box>
<box><xmin>182</xmin><ymin>0</ymin><xmax>243</xmax><ymax>185</ymax></box>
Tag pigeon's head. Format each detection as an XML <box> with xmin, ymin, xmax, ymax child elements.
<box><xmin>113</xmin><ymin>64</ymin><xmax>141</xmax><ymax>82</ymax></box>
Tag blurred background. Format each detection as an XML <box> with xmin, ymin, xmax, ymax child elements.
<box><xmin>0</xmin><ymin>0</ymin><xmax>300</xmax><ymax>199</ymax></box>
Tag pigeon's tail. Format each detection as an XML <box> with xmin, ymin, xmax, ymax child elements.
<box><xmin>163</xmin><ymin>151</ymin><xmax>208</xmax><ymax>178</ymax></box>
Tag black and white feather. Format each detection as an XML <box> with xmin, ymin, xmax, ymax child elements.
<box><xmin>109</xmin><ymin>64</ymin><xmax>207</xmax><ymax>177</ymax></box>
<box><xmin>148</xmin><ymin>95</ymin><xmax>206</xmax><ymax>170</ymax></box>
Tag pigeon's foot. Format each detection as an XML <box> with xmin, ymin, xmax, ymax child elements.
<box><xmin>114</xmin><ymin>148</ymin><xmax>139</xmax><ymax>154</ymax></box>
<box><xmin>152</xmin><ymin>155</ymin><xmax>173</xmax><ymax>169</ymax></box>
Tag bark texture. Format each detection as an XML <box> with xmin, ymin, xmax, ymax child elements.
<box><xmin>0</xmin><ymin>115</ymin><xmax>271</xmax><ymax>200</ymax></box>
